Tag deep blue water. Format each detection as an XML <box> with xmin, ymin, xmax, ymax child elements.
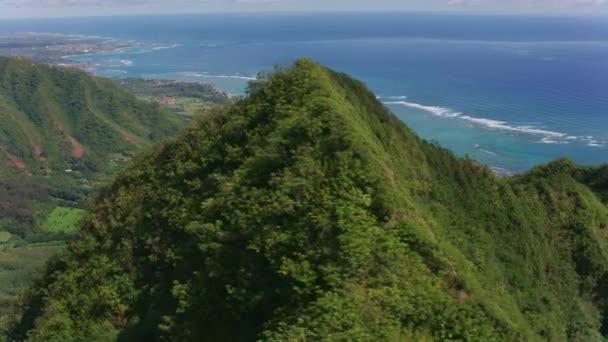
<box><xmin>1</xmin><ymin>13</ymin><xmax>607</xmax><ymax>171</ymax></box>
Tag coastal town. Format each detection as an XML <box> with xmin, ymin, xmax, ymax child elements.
<box><xmin>0</xmin><ymin>32</ymin><xmax>133</xmax><ymax>70</ymax></box>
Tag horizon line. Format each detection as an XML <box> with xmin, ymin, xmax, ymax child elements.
<box><xmin>1</xmin><ymin>9</ymin><xmax>608</xmax><ymax>21</ymax></box>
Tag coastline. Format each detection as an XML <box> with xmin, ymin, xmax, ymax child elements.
<box><xmin>2</xmin><ymin>25</ymin><xmax>605</xmax><ymax>174</ymax></box>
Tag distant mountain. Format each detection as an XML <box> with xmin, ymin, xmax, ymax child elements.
<box><xmin>10</xmin><ymin>60</ymin><xmax>608</xmax><ymax>341</ymax></box>
<box><xmin>0</xmin><ymin>56</ymin><xmax>181</xmax><ymax>177</ymax></box>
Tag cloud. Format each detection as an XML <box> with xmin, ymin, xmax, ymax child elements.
<box><xmin>0</xmin><ymin>0</ymin><xmax>606</xmax><ymax>14</ymax></box>
<box><xmin>448</xmin><ymin>0</ymin><xmax>481</xmax><ymax>6</ymax></box>
<box><xmin>232</xmin><ymin>0</ymin><xmax>290</xmax><ymax>2</ymax></box>
<box><xmin>0</xmin><ymin>0</ymin><xmax>202</xmax><ymax>7</ymax></box>
<box><xmin>447</xmin><ymin>0</ymin><xmax>608</xmax><ymax>7</ymax></box>
<box><xmin>528</xmin><ymin>0</ymin><xmax>607</xmax><ymax>5</ymax></box>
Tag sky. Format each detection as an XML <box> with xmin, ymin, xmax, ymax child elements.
<box><xmin>0</xmin><ymin>0</ymin><xmax>607</xmax><ymax>18</ymax></box>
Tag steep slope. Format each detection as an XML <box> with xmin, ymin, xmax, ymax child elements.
<box><xmin>0</xmin><ymin>55</ymin><xmax>182</xmax><ymax>233</ymax></box>
<box><xmin>10</xmin><ymin>59</ymin><xmax>608</xmax><ymax>341</ymax></box>
<box><xmin>0</xmin><ymin>57</ymin><xmax>183</xmax><ymax>314</ymax></box>
<box><xmin>0</xmin><ymin>56</ymin><xmax>180</xmax><ymax>176</ymax></box>
<box><xmin>577</xmin><ymin>164</ymin><xmax>608</xmax><ymax>204</ymax></box>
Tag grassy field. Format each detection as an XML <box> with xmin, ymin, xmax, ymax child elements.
<box><xmin>0</xmin><ymin>242</ymin><xmax>65</xmax><ymax>333</ymax></box>
<box><xmin>138</xmin><ymin>95</ymin><xmax>219</xmax><ymax>119</ymax></box>
<box><xmin>165</xmin><ymin>96</ymin><xmax>213</xmax><ymax>117</ymax></box>
<box><xmin>41</xmin><ymin>207</ymin><xmax>85</xmax><ymax>233</ymax></box>
<box><xmin>115</xmin><ymin>78</ymin><xmax>229</xmax><ymax>121</ymax></box>
<box><xmin>0</xmin><ymin>242</ymin><xmax>64</xmax><ymax>296</ymax></box>
<box><xmin>0</xmin><ymin>232</ymin><xmax>11</xmax><ymax>244</ymax></box>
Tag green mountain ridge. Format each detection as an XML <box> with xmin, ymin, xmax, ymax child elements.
<box><xmin>9</xmin><ymin>59</ymin><xmax>608</xmax><ymax>341</ymax></box>
<box><xmin>0</xmin><ymin>56</ymin><xmax>180</xmax><ymax>176</ymax></box>
<box><xmin>0</xmin><ymin>55</ymin><xmax>182</xmax><ymax>233</ymax></box>
<box><xmin>0</xmin><ymin>56</ymin><xmax>184</xmax><ymax>309</ymax></box>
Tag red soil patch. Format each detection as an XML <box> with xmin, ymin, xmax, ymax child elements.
<box><xmin>0</xmin><ymin>147</ymin><xmax>30</xmax><ymax>175</ymax></box>
<box><xmin>66</xmin><ymin>136</ymin><xmax>85</xmax><ymax>158</ymax></box>
<box><xmin>6</xmin><ymin>158</ymin><xmax>31</xmax><ymax>175</ymax></box>
<box><xmin>12</xmin><ymin>159</ymin><xmax>26</xmax><ymax>170</ymax></box>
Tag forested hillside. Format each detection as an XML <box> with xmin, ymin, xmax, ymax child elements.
<box><xmin>0</xmin><ymin>56</ymin><xmax>183</xmax><ymax>325</ymax></box>
<box><xmin>0</xmin><ymin>56</ymin><xmax>182</xmax><ymax>232</ymax></box>
<box><xmin>0</xmin><ymin>56</ymin><xmax>180</xmax><ymax>177</ymax></box>
<box><xmin>9</xmin><ymin>59</ymin><xmax>608</xmax><ymax>341</ymax></box>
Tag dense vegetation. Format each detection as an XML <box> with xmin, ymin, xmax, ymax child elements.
<box><xmin>0</xmin><ymin>56</ymin><xmax>181</xmax><ymax>178</ymax></box>
<box><xmin>0</xmin><ymin>55</ymin><xmax>184</xmax><ymax>240</ymax></box>
<box><xmin>0</xmin><ymin>56</ymin><xmax>185</xmax><ymax>331</ymax></box>
<box><xmin>577</xmin><ymin>165</ymin><xmax>608</xmax><ymax>204</ymax></box>
<box><xmin>8</xmin><ymin>59</ymin><xmax>608</xmax><ymax>341</ymax></box>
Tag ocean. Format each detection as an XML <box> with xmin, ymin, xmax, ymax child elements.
<box><xmin>1</xmin><ymin>13</ymin><xmax>607</xmax><ymax>172</ymax></box>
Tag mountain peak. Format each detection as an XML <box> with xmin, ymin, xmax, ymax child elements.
<box><xmin>10</xmin><ymin>60</ymin><xmax>608</xmax><ymax>341</ymax></box>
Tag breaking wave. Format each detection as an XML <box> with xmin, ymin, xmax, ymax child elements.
<box><xmin>384</xmin><ymin>99</ymin><xmax>605</xmax><ymax>147</ymax></box>
<box><xmin>180</xmin><ymin>71</ymin><xmax>256</xmax><ymax>81</ymax></box>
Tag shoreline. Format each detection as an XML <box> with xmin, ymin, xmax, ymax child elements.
<box><xmin>2</xmin><ymin>32</ymin><xmax>604</xmax><ymax>175</ymax></box>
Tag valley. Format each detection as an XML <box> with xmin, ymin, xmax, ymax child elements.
<box><xmin>0</xmin><ymin>56</ymin><xmax>229</xmax><ymax>332</ymax></box>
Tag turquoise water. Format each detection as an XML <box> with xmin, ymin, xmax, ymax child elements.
<box><xmin>1</xmin><ymin>13</ymin><xmax>606</xmax><ymax>171</ymax></box>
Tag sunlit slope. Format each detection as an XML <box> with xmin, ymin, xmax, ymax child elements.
<box><xmin>0</xmin><ymin>56</ymin><xmax>180</xmax><ymax>176</ymax></box>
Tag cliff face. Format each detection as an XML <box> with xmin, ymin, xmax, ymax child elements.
<box><xmin>11</xmin><ymin>59</ymin><xmax>608</xmax><ymax>341</ymax></box>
